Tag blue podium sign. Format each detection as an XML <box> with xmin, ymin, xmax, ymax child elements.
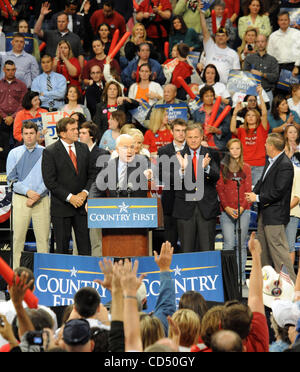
<box><xmin>88</xmin><ymin>198</ymin><xmax>158</xmax><ymax>229</ymax></box>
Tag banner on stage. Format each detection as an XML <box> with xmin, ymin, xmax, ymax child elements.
<box><xmin>227</xmin><ymin>70</ymin><xmax>261</xmax><ymax>96</ymax></box>
<box><xmin>41</xmin><ymin>111</ymin><xmax>69</xmax><ymax>147</ymax></box>
<box><xmin>33</xmin><ymin>251</ymin><xmax>224</xmax><ymax>308</ymax></box>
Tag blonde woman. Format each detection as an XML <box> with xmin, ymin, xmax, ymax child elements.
<box><xmin>53</xmin><ymin>40</ymin><xmax>81</xmax><ymax>93</ymax></box>
<box><xmin>143</xmin><ymin>108</ymin><xmax>173</xmax><ymax>155</ymax></box>
<box><xmin>139</xmin><ymin>313</ymin><xmax>165</xmax><ymax>350</ymax></box>
<box><xmin>128</xmin><ymin>128</ymin><xmax>150</xmax><ymax>158</ymax></box>
<box><xmin>123</xmin><ymin>23</ymin><xmax>153</xmax><ymax>62</ymax></box>
<box><xmin>237</xmin><ymin>27</ymin><xmax>258</xmax><ymax>67</ymax></box>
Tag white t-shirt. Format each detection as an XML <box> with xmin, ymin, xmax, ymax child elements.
<box><xmin>204</xmin><ymin>38</ymin><xmax>240</xmax><ymax>84</ymax></box>
<box><xmin>287</xmin><ymin>98</ymin><xmax>300</xmax><ymax>118</ymax></box>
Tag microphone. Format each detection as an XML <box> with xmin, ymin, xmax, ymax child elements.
<box><xmin>127</xmin><ymin>182</ymin><xmax>134</xmax><ymax>198</ymax></box>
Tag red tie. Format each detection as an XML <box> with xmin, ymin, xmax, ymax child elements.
<box><xmin>193</xmin><ymin>151</ymin><xmax>197</xmax><ymax>180</ymax></box>
<box><xmin>69</xmin><ymin>145</ymin><xmax>78</xmax><ymax>173</ymax></box>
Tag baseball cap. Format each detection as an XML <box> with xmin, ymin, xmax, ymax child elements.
<box><xmin>271</xmin><ymin>300</ymin><xmax>300</xmax><ymax>328</ymax></box>
<box><xmin>63</xmin><ymin>319</ymin><xmax>91</xmax><ymax>346</ymax></box>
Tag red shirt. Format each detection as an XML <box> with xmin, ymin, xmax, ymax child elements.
<box><xmin>0</xmin><ymin>78</ymin><xmax>27</xmax><ymax>118</ymax></box>
<box><xmin>237</xmin><ymin>124</ymin><xmax>269</xmax><ymax>166</ymax></box>
<box><xmin>144</xmin><ymin>129</ymin><xmax>173</xmax><ymax>153</ymax></box>
<box><xmin>56</xmin><ymin>57</ymin><xmax>82</xmax><ymax>92</ymax></box>
<box><xmin>244</xmin><ymin>312</ymin><xmax>269</xmax><ymax>352</ymax></box>
<box><xmin>90</xmin><ymin>10</ymin><xmax>126</xmax><ymax>37</ymax></box>
<box><xmin>138</xmin><ymin>0</ymin><xmax>172</xmax><ymax>39</ymax></box>
<box><xmin>216</xmin><ymin>163</ymin><xmax>252</xmax><ymax>212</ymax></box>
<box><xmin>13</xmin><ymin>107</ymin><xmax>48</xmax><ymax>143</ymax></box>
<box><xmin>224</xmin><ymin>0</ymin><xmax>240</xmax><ymax>22</ymax></box>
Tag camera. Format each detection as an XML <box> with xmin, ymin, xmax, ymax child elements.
<box><xmin>148</xmin><ymin>13</ymin><xmax>156</xmax><ymax>21</ymax></box>
<box><xmin>26</xmin><ymin>331</ymin><xmax>44</xmax><ymax>346</ymax></box>
<box><xmin>247</xmin><ymin>44</ymin><xmax>253</xmax><ymax>51</ymax></box>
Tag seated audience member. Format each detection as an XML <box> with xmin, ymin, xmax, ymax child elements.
<box><xmin>136</xmin><ymin>0</ymin><xmax>172</xmax><ymax>62</ymax></box>
<box><xmin>206</xmin><ymin>0</ymin><xmax>236</xmax><ymax>48</ymax></box>
<box><xmin>169</xmin><ymin>15</ymin><xmax>201</xmax><ymax>54</ymax></box>
<box><xmin>268</xmin><ymin>95</ymin><xmax>300</xmax><ymax>134</ymax></box>
<box><xmin>238</xmin><ymin>0</ymin><xmax>272</xmax><ymax>40</ymax></box>
<box><xmin>230</xmin><ymin>85</ymin><xmax>269</xmax><ymax>186</ymax></box>
<box><xmin>99</xmin><ymin>110</ymin><xmax>126</xmax><ymax>152</ymax></box>
<box><xmin>53</xmin><ymin>40</ymin><xmax>82</xmax><ymax>94</ymax></box>
<box><xmin>199</xmin><ymin>5</ymin><xmax>240</xmax><ymax>84</ymax></box>
<box><xmin>85</xmin><ymin>65</ymin><xmax>104</xmax><ymax>119</ymax></box>
<box><xmin>288</xmin><ymin>84</ymin><xmax>300</xmax><ymax>118</ymax></box>
<box><xmin>216</xmin><ymin>138</ymin><xmax>252</xmax><ymax>283</ymax></box>
<box><xmin>123</xmin><ymin>23</ymin><xmax>157</xmax><ymax>64</ymax></box>
<box><xmin>0</xmin><ymin>60</ymin><xmax>27</xmax><ymax>155</ymax></box>
<box><xmin>93</xmin><ymin>81</ymin><xmax>139</xmax><ymax>139</ymax></box>
<box><xmin>199</xmin><ymin>64</ymin><xmax>231</xmax><ymax>105</ymax></box>
<box><xmin>70</xmin><ymin>112</ymin><xmax>87</xmax><ymax>130</ymax></box>
<box><xmin>121</xmin><ymin>42</ymin><xmax>166</xmax><ymax>89</ymax></box>
<box><xmin>34</xmin><ymin>5</ymin><xmax>85</xmax><ymax>69</ymax></box>
<box><xmin>193</xmin><ymin>86</ymin><xmax>231</xmax><ymax>151</ymax></box>
<box><xmin>31</xmin><ymin>54</ymin><xmax>67</xmax><ymax>112</ymax></box>
<box><xmin>237</xmin><ymin>27</ymin><xmax>257</xmax><ymax>67</ymax></box>
<box><xmin>143</xmin><ymin>108</ymin><xmax>173</xmax><ymax>155</ymax></box>
<box><xmin>13</xmin><ymin>91</ymin><xmax>48</xmax><ymax>144</ymax></box>
<box><xmin>211</xmin><ymin>330</ymin><xmax>244</xmax><ymax>352</ymax></box>
<box><xmin>284</xmin><ymin>124</ymin><xmax>300</xmax><ymax>167</ymax></box>
<box><xmin>128</xmin><ymin>63</ymin><xmax>164</xmax><ymax>106</ymax></box>
<box><xmin>90</xmin><ymin>0</ymin><xmax>126</xmax><ymax>38</ymax></box>
<box><xmin>0</xmin><ymin>32</ymin><xmax>39</xmax><ymax>89</ymax></box>
<box><xmin>96</xmin><ymin>23</ymin><xmax>114</xmax><ymax>57</ymax></box>
<box><xmin>83</xmin><ymin>39</ymin><xmax>120</xmax><ymax>86</ymax></box>
<box><xmin>222</xmin><ymin>233</ymin><xmax>269</xmax><ymax>352</ymax></box>
<box><xmin>267</xmin><ymin>11</ymin><xmax>300</xmax><ymax>78</ymax></box>
<box><xmin>60</xmin><ymin>85</ymin><xmax>91</xmax><ymax>121</ymax></box>
<box><xmin>17</xmin><ymin>19</ymin><xmax>40</xmax><ymax>62</ymax></box>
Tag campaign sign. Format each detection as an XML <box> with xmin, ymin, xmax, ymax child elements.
<box><xmin>277</xmin><ymin>69</ymin><xmax>300</xmax><ymax>91</ymax></box>
<box><xmin>33</xmin><ymin>251</ymin><xmax>224</xmax><ymax>308</ymax></box>
<box><xmin>41</xmin><ymin>111</ymin><xmax>70</xmax><ymax>147</ymax></box>
<box><xmin>227</xmin><ymin>70</ymin><xmax>261</xmax><ymax>96</ymax></box>
<box><xmin>202</xmin><ymin>0</ymin><xmax>215</xmax><ymax>11</ymax></box>
<box><xmin>282</xmin><ymin>8</ymin><xmax>300</xmax><ymax>27</ymax></box>
<box><xmin>129</xmin><ymin>99</ymin><xmax>151</xmax><ymax>127</ymax></box>
<box><xmin>155</xmin><ymin>103</ymin><xmax>188</xmax><ymax>121</ymax></box>
<box><xmin>22</xmin><ymin>117</ymin><xmax>43</xmax><ymax>138</ymax></box>
<box><xmin>88</xmin><ymin>198</ymin><xmax>158</xmax><ymax>229</ymax></box>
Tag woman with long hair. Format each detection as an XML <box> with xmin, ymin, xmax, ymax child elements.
<box><xmin>143</xmin><ymin>108</ymin><xmax>173</xmax><ymax>155</ymax></box>
<box><xmin>284</xmin><ymin>124</ymin><xmax>300</xmax><ymax>167</ymax></box>
<box><xmin>53</xmin><ymin>40</ymin><xmax>82</xmax><ymax>93</ymax></box>
<box><xmin>96</xmin><ymin>23</ymin><xmax>113</xmax><ymax>56</ymax></box>
<box><xmin>169</xmin><ymin>15</ymin><xmax>201</xmax><ymax>54</ymax></box>
<box><xmin>237</xmin><ymin>27</ymin><xmax>258</xmax><ymax>67</ymax></box>
<box><xmin>99</xmin><ymin>110</ymin><xmax>126</xmax><ymax>152</ymax></box>
<box><xmin>128</xmin><ymin>63</ymin><xmax>163</xmax><ymax>105</ymax></box>
<box><xmin>268</xmin><ymin>95</ymin><xmax>300</xmax><ymax>134</ymax></box>
<box><xmin>231</xmin><ymin>85</ymin><xmax>269</xmax><ymax>186</ymax></box>
<box><xmin>216</xmin><ymin>138</ymin><xmax>252</xmax><ymax>283</ymax></box>
<box><xmin>60</xmin><ymin>85</ymin><xmax>91</xmax><ymax>121</ymax></box>
<box><xmin>238</xmin><ymin>0</ymin><xmax>272</xmax><ymax>40</ymax></box>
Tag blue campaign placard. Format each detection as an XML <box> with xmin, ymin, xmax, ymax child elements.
<box><xmin>33</xmin><ymin>251</ymin><xmax>225</xmax><ymax>308</ymax></box>
<box><xmin>227</xmin><ymin>70</ymin><xmax>261</xmax><ymax>96</ymax></box>
<box><xmin>88</xmin><ymin>198</ymin><xmax>158</xmax><ymax>229</ymax></box>
<box><xmin>277</xmin><ymin>69</ymin><xmax>300</xmax><ymax>91</ymax></box>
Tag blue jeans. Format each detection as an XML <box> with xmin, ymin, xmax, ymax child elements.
<box><xmin>286</xmin><ymin>216</ymin><xmax>300</xmax><ymax>253</ymax></box>
<box><xmin>220</xmin><ymin>209</ymin><xmax>251</xmax><ymax>282</ymax></box>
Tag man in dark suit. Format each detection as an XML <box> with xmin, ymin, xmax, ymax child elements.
<box><xmin>85</xmin><ymin>65</ymin><xmax>103</xmax><ymax>119</ymax></box>
<box><xmin>42</xmin><ymin>117</ymin><xmax>95</xmax><ymax>256</ymax></box>
<box><xmin>245</xmin><ymin>133</ymin><xmax>296</xmax><ymax>282</ymax></box>
<box><xmin>89</xmin><ymin>134</ymin><xmax>150</xmax><ymax>199</ymax></box>
<box><xmin>157</xmin><ymin>118</ymin><xmax>188</xmax><ymax>252</ymax></box>
<box><xmin>173</xmin><ymin>123</ymin><xmax>220</xmax><ymax>253</ymax></box>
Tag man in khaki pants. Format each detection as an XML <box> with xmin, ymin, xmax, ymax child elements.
<box><xmin>6</xmin><ymin>121</ymin><xmax>50</xmax><ymax>269</ymax></box>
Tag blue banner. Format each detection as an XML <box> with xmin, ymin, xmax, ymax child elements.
<box><xmin>6</xmin><ymin>32</ymin><xmax>34</xmax><ymax>54</ymax></box>
<box><xmin>155</xmin><ymin>103</ymin><xmax>188</xmax><ymax>121</ymax></box>
<box><xmin>227</xmin><ymin>70</ymin><xmax>261</xmax><ymax>96</ymax></box>
<box><xmin>129</xmin><ymin>99</ymin><xmax>151</xmax><ymax>127</ymax></box>
<box><xmin>277</xmin><ymin>69</ymin><xmax>300</xmax><ymax>91</ymax></box>
<box><xmin>88</xmin><ymin>198</ymin><xmax>158</xmax><ymax>229</ymax></box>
<box><xmin>33</xmin><ymin>251</ymin><xmax>224</xmax><ymax>308</ymax></box>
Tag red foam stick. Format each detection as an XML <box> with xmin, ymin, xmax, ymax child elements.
<box><xmin>39</xmin><ymin>42</ymin><xmax>46</xmax><ymax>52</ymax></box>
<box><xmin>133</xmin><ymin>0</ymin><xmax>139</xmax><ymax>11</ymax></box>
<box><xmin>2</xmin><ymin>0</ymin><xmax>16</xmax><ymax>20</ymax></box>
<box><xmin>177</xmin><ymin>76</ymin><xmax>196</xmax><ymax>100</ymax></box>
<box><xmin>0</xmin><ymin>0</ymin><xmax>8</xmax><ymax>18</ymax></box>
<box><xmin>213</xmin><ymin>105</ymin><xmax>232</xmax><ymax>128</ymax></box>
<box><xmin>0</xmin><ymin>257</ymin><xmax>38</xmax><ymax>309</ymax></box>
<box><xmin>108</xmin><ymin>29</ymin><xmax>119</xmax><ymax>56</ymax></box>
<box><xmin>108</xmin><ymin>31</ymin><xmax>131</xmax><ymax>60</ymax></box>
<box><xmin>220</xmin><ymin>8</ymin><xmax>229</xmax><ymax>28</ymax></box>
<box><xmin>164</xmin><ymin>41</ymin><xmax>169</xmax><ymax>59</ymax></box>
<box><xmin>211</xmin><ymin>10</ymin><xmax>217</xmax><ymax>34</ymax></box>
<box><xmin>207</xmin><ymin>96</ymin><xmax>222</xmax><ymax>127</ymax></box>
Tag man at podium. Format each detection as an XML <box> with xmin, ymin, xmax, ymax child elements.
<box><xmin>89</xmin><ymin>134</ymin><xmax>150</xmax><ymax>198</ymax></box>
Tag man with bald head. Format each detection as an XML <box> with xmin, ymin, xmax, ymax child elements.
<box><xmin>89</xmin><ymin>134</ymin><xmax>150</xmax><ymax>198</ymax></box>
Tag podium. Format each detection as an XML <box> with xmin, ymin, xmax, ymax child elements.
<box><xmin>88</xmin><ymin>197</ymin><xmax>163</xmax><ymax>257</ymax></box>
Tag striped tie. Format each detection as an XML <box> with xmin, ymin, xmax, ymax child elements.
<box><xmin>47</xmin><ymin>75</ymin><xmax>54</xmax><ymax>110</ymax></box>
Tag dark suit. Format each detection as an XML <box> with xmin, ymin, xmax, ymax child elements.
<box><xmin>157</xmin><ymin>142</ymin><xmax>188</xmax><ymax>251</ymax></box>
<box><xmin>86</xmin><ymin>83</ymin><xmax>103</xmax><ymax>119</ymax></box>
<box><xmin>89</xmin><ymin>154</ymin><xmax>149</xmax><ymax>199</ymax></box>
<box><xmin>42</xmin><ymin>139</ymin><xmax>95</xmax><ymax>255</ymax></box>
<box><xmin>253</xmin><ymin>152</ymin><xmax>296</xmax><ymax>281</ymax></box>
<box><xmin>173</xmin><ymin>146</ymin><xmax>220</xmax><ymax>252</ymax></box>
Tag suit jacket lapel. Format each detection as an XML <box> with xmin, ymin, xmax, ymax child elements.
<box><xmin>261</xmin><ymin>153</ymin><xmax>284</xmax><ymax>183</ymax></box>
